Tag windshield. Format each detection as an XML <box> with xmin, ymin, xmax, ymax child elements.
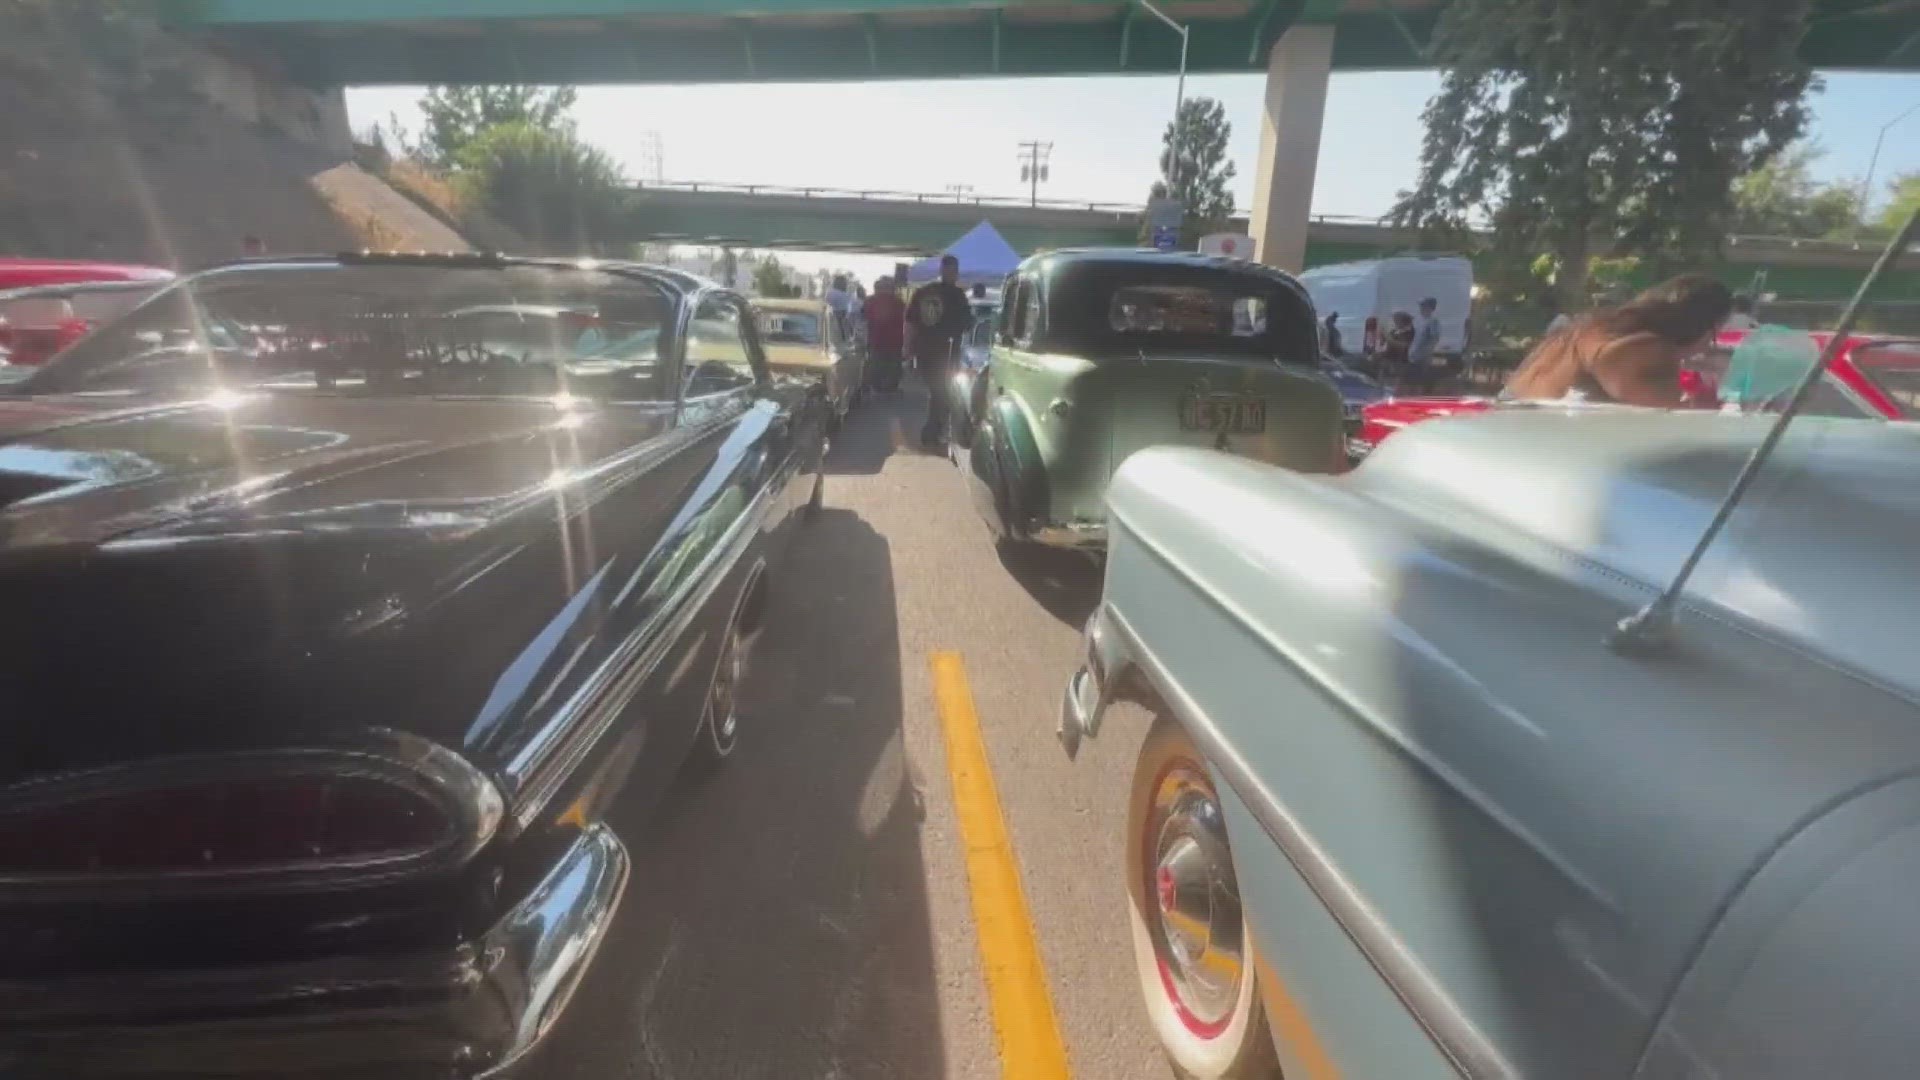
<box><xmin>18</xmin><ymin>262</ymin><xmax>675</xmax><ymax>401</ymax></box>
<box><xmin>758</xmin><ymin>309</ymin><xmax>823</xmax><ymax>346</ymax></box>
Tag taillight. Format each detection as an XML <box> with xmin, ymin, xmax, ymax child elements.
<box><xmin>0</xmin><ymin>739</ymin><xmax>502</xmax><ymax>888</ymax></box>
<box><xmin>53</xmin><ymin>316</ymin><xmax>91</xmax><ymax>352</ymax></box>
<box><xmin>0</xmin><ymin>774</ymin><xmax>446</xmax><ymax>875</ymax></box>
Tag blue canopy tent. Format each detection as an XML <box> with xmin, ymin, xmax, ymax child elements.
<box><xmin>906</xmin><ymin>220</ymin><xmax>1021</xmax><ymax>286</ymax></box>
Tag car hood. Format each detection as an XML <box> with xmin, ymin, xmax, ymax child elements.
<box><xmin>1357</xmin><ymin>408</ymin><xmax>1920</xmax><ymax>702</ymax></box>
<box><xmin>1322</xmin><ymin>364</ymin><xmax>1386</xmax><ymax>405</ymax></box>
<box><xmin>0</xmin><ymin>391</ymin><xmax>661</xmax><ymax>550</ymax></box>
<box><xmin>0</xmin><ymin>390</ymin><xmax>675</xmax><ymax>780</ymax></box>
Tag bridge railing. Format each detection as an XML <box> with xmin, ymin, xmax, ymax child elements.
<box><xmin>628</xmin><ymin>180</ymin><xmax>1916</xmax><ymax>254</ymax></box>
<box><xmin>630</xmin><ymin>179</ymin><xmax>1390</xmax><ymax>227</ymax></box>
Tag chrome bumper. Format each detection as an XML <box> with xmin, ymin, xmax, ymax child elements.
<box><xmin>1057</xmin><ymin>605</ymin><xmax>1124</xmax><ymax>760</ymax></box>
<box><xmin>2</xmin><ymin>824</ymin><xmax>630</xmax><ymax>1078</ymax></box>
<box><xmin>1030</xmin><ymin>520</ymin><xmax>1108</xmax><ymax>550</ymax></box>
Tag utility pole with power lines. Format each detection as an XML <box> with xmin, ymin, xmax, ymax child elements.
<box><xmin>1017</xmin><ymin>141</ymin><xmax>1052</xmax><ymax>208</ymax></box>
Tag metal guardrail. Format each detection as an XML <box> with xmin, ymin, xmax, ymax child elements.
<box><xmin>629</xmin><ymin>180</ymin><xmax>1389</xmax><ymax>226</ymax></box>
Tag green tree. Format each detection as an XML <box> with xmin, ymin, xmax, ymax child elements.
<box><xmin>416</xmin><ymin>85</ymin><xmax>578</xmax><ymax>167</ymax></box>
<box><xmin>1392</xmin><ymin>0</ymin><xmax>1815</xmax><ymax>311</ymax></box>
<box><xmin>455</xmin><ymin>121</ymin><xmax>626</xmax><ymax>245</ymax></box>
<box><xmin>1875</xmin><ymin>172</ymin><xmax>1920</xmax><ymax>236</ymax></box>
<box><xmin>1141</xmin><ymin>97</ymin><xmax>1237</xmax><ymax>246</ymax></box>
<box><xmin>1731</xmin><ymin>143</ymin><xmax>1863</xmax><ymax>239</ymax></box>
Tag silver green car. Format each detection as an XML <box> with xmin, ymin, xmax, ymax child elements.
<box><xmin>952</xmin><ymin>250</ymin><xmax>1345</xmax><ymax>551</ymax></box>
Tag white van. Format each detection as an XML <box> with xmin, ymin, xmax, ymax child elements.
<box><xmin>1299</xmin><ymin>255</ymin><xmax>1474</xmax><ymax>354</ymax></box>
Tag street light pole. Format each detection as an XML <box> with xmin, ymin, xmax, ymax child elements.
<box><xmin>1858</xmin><ymin>101</ymin><xmax>1920</xmax><ymax>234</ymax></box>
<box><xmin>1136</xmin><ymin>0</ymin><xmax>1190</xmax><ymax>193</ymax></box>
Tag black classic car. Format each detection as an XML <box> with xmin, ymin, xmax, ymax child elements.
<box><xmin>0</xmin><ymin>254</ymin><xmax>827</xmax><ymax>1076</ymax></box>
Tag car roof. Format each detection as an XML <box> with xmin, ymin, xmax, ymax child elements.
<box><xmin>0</xmin><ymin>258</ymin><xmax>174</xmax><ymax>287</ymax></box>
<box><xmin>1022</xmin><ymin>247</ymin><xmax>1297</xmax><ymax>278</ymax></box>
<box><xmin>0</xmin><ymin>279</ymin><xmax>168</xmax><ymax>302</ymax></box>
<box><xmin>1018</xmin><ymin>249</ymin><xmax>1314</xmax><ymax>305</ymax></box>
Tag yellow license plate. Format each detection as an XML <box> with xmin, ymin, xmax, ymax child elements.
<box><xmin>1180</xmin><ymin>396</ymin><xmax>1266</xmax><ymax>433</ymax></box>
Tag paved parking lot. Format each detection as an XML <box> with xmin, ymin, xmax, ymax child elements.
<box><xmin>544</xmin><ymin>386</ymin><xmax>1170</xmax><ymax>1079</ymax></box>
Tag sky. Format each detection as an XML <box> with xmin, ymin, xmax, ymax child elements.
<box><xmin>346</xmin><ymin>70</ymin><xmax>1920</xmax><ymax>279</ymax></box>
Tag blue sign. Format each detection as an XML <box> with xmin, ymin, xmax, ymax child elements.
<box><xmin>1150</xmin><ymin>225</ymin><xmax>1179</xmax><ymax>252</ymax></box>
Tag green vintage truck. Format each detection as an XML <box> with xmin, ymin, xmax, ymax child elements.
<box><xmin>952</xmin><ymin>249</ymin><xmax>1347</xmax><ymax>551</ymax></box>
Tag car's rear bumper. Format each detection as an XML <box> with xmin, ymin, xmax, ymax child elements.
<box><xmin>0</xmin><ymin>824</ymin><xmax>629</xmax><ymax>1078</ymax></box>
<box><xmin>1030</xmin><ymin>520</ymin><xmax>1108</xmax><ymax>550</ymax></box>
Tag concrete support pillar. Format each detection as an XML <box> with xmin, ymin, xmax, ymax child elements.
<box><xmin>316</xmin><ymin>87</ymin><xmax>355</xmax><ymax>162</ymax></box>
<box><xmin>1249</xmin><ymin>24</ymin><xmax>1334</xmax><ymax>273</ymax></box>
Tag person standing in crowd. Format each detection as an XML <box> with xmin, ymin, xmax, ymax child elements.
<box><xmin>1379</xmin><ymin>311</ymin><xmax>1415</xmax><ymax>386</ymax></box>
<box><xmin>1723</xmin><ymin>292</ymin><xmax>1758</xmax><ymax>331</ymax></box>
<box><xmin>824</xmin><ymin>274</ymin><xmax>854</xmax><ymax>334</ymax></box>
<box><xmin>1408</xmin><ymin>296</ymin><xmax>1444</xmax><ymax>388</ymax></box>
<box><xmin>906</xmin><ymin>254</ymin><xmax>973</xmax><ymax>449</ymax></box>
<box><xmin>862</xmin><ymin>277</ymin><xmax>907</xmax><ymax>391</ymax></box>
<box><xmin>1503</xmin><ymin>273</ymin><xmax>1733</xmax><ymax>408</ymax></box>
<box><xmin>1361</xmin><ymin>315</ymin><xmax>1381</xmax><ymax>359</ymax></box>
<box><xmin>1322</xmin><ymin>312</ymin><xmax>1344</xmax><ymax>358</ymax></box>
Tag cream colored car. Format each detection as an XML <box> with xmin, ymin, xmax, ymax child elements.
<box><xmin>752</xmin><ymin>297</ymin><xmax>862</xmax><ymax>428</ymax></box>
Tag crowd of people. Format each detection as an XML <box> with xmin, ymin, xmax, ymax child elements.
<box><xmin>1319</xmin><ymin>296</ymin><xmax>1450</xmax><ymax>392</ymax></box>
<box><xmin>819</xmin><ymin>254</ymin><xmax>976</xmax><ymax>450</ymax></box>
<box><xmin>1318</xmin><ymin>274</ymin><xmax>1757</xmax><ymax>406</ymax></box>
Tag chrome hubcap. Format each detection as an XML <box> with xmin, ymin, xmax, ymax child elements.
<box><xmin>1148</xmin><ymin>765</ymin><xmax>1244</xmax><ymax>1032</ymax></box>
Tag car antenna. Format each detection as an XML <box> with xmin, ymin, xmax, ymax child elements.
<box><xmin>1608</xmin><ymin>207</ymin><xmax>1920</xmax><ymax>656</ymax></box>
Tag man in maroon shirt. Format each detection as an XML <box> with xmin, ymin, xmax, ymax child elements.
<box><xmin>861</xmin><ymin>276</ymin><xmax>907</xmax><ymax>391</ymax></box>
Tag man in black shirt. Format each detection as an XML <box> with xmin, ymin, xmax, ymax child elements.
<box><xmin>907</xmin><ymin>254</ymin><xmax>974</xmax><ymax>449</ymax></box>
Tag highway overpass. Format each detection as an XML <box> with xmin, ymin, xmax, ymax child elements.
<box><xmin>161</xmin><ymin>1</ymin><xmax>1920</xmax><ymax>86</ymax></box>
<box><xmin>585</xmin><ymin>181</ymin><xmax>1920</xmax><ymax>302</ymax></box>
<box><xmin>158</xmin><ymin>1</ymin><xmax>1920</xmax><ymax>274</ymax></box>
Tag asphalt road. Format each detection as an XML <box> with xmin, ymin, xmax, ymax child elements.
<box><xmin>545</xmin><ymin>383</ymin><xmax>1170</xmax><ymax>1079</ymax></box>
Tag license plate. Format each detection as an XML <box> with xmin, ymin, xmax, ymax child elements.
<box><xmin>1180</xmin><ymin>395</ymin><xmax>1266</xmax><ymax>433</ymax></box>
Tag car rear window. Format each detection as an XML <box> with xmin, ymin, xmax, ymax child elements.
<box><xmin>1048</xmin><ymin>264</ymin><xmax>1313</xmax><ymax>363</ymax></box>
<box><xmin>759</xmin><ymin>310</ymin><xmax>822</xmax><ymax>345</ymax></box>
<box><xmin>1108</xmin><ymin>285</ymin><xmax>1268</xmax><ymax>339</ymax></box>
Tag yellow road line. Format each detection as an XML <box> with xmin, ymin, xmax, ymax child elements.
<box><xmin>929</xmin><ymin>650</ymin><xmax>1074</xmax><ymax>1080</ymax></box>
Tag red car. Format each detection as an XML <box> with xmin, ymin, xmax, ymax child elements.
<box><xmin>0</xmin><ymin>261</ymin><xmax>173</xmax><ymax>369</ymax></box>
<box><xmin>0</xmin><ymin>258</ymin><xmax>173</xmax><ymax>293</ymax></box>
<box><xmin>1351</xmin><ymin>329</ymin><xmax>1915</xmax><ymax>458</ymax></box>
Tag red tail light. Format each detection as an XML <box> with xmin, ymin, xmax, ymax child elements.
<box><xmin>53</xmin><ymin>316</ymin><xmax>91</xmax><ymax>352</ymax></box>
<box><xmin>0</xmin><ymin>774</ymin><xmax>448</xmax><ymax>876</ymax></box>
<box><xmin>0</xmin><ymin>740</ymin><xmax>503</xmax><ymax>889</ymax></box>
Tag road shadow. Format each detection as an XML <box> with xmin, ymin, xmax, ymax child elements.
<box><xmin>824</xmin><ymin>388</ymin><xmax>912</xmax><ymax>475</ymax></box>
<box><xmin>828</xmin><ymin>373</ymin><xmax>957</xmax><ymax>474</ymax></box>
<box><xmin>997</xmin><ymin>541</ymin><xmax>1104</xmax><ymax>629</ymax></box>
<box><xmin>545</xmin><ymin>509</ymin><xmax>943</xmax><ymax>1079</ymax></box>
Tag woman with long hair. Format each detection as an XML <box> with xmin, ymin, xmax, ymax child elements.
<box><xmin>1504</xmin><ymin>274</ymin><xmax>1733</xmax><ymax>407</ymax></box>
